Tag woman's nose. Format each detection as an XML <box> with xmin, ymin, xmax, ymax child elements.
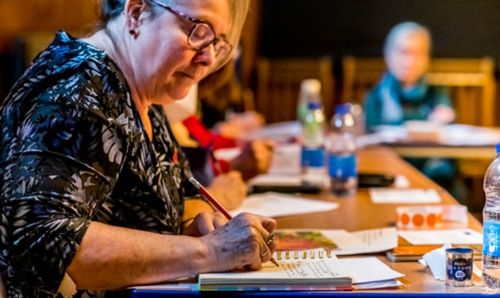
<box><xmin>193</xmin><ymin>44</ymin><xmax>216</xmax><ymax>67</ymax></box>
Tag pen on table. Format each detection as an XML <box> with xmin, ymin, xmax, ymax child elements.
<box><xmin>188</xmin><ymin>176</ymin><xmax>280</xmax><ymax>267</ymax></box>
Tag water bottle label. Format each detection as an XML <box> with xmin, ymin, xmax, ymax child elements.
<box><xmin>483</xmin><ymin>221</ymin><xmax>500</xmax><ymax>257</ymax></box>
<box><xmin>328</xmin><ymin>153</ymin><xmax>357</xmax><ymax>178</ymax></box>
<box><xmin>301</xmin><ymin>147</ymin><xmax>325</xmax><ymax>168</ymax></box>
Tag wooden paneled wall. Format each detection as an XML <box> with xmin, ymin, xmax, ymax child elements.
<box><xmin>0</xmin><ymin>0</ymin><xmax>99</xmax><ymax>36</ymax></box>
<box><xmin>239</xmin><ymin>0</ymin><xmax>262</xmax><ymax>90</ymax></box>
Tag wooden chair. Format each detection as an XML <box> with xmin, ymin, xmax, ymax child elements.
<box><xmin>341</xmin><ymin>56</ymin><xmax>496</xmax><ymax>127</ymax></box>
<box><xmin>341</xmin><ymin>56</ymin><xmax>386</xmax><ymax>107</ymax></box>
<box><xmin>256</xmin><ymin>57</ymin><xmax>334</xmax><ymax>123</ymax></box>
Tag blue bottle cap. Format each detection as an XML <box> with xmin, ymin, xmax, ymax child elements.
<box><xmin>496</xmin><ymin>143</ymin><xmax>500</xmax><ymax>153</ymax></box>
<box><xmin>307</xmin><ymin>101</ymin><xmax>322</xmax><ymax>110</ymax></box>
<box><xmin>335</xmin><ymin>104</ymin><xmax>351</xmax><ymax>115</ymax></box>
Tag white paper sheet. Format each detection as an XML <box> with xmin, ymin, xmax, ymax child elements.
<box><xmin>349</xmin><ymin>227</ymin><xmax>399</xmax><ymax>254</ymax></box>
<box><xmin>324</xmin><ymin>227</ymin><xmax>398</xmax><ymax>255</ymax></box>
<box><xmin>398</xmin><ymin>228</ymin><xmax>483</xmax><ymax>245</ymax></box>
<box><xmin>213</xmin><ymin>147</ymin><xmax>241</xmax><ymax>161</ymax></box>
<box><xmin>370</xmin><ymin>188</ymin><xmax>441</xmax><ymax>204</ymax></box>
<box><xmin>267</xmin><ymin>143</ymin><xmax>302</xmax><ymax>175</ymax></box>
<box><xmin>248</xmin><ymin>143</ymin><xmax>302</xmax><ymax>185</ymax></box>
<box><xmin>230</xmin><ymin>192</ymin><xmax>338</xmax><ymax>218</ymax></box>
<box><xmin>248</xmin><ymin>175</ymin><xmax>302</xmax><ymax>187</ymax></box>
<box><xmin>371</xmin><ymin>124</ymin><xmax>500</xmax><ymax>146</ymax></box>
<box><xmin>441</xmin><ymin>124</ymin><xmax>500</xmax><ymax>146</ymax></box>
<box><xmin>241</xmin><ymin>121</ymin><xmax>302</xmax><ymax>142</ymax></box>
<box><xmin>353</xmin><ymin>279</ymin><xmax>403</xmax><ymax>290</ymax></box>
<box><xmin>422</xmin><ymin>244</ymin><xmax>449</xmax><ymax>281</ymax></box>
<box><xmin>342</xmin><ymin>257</ymin><xmax>404</xmax><ymax>284</ymax></box>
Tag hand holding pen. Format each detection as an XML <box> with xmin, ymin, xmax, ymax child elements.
<box><xmin>189</xmin><ymin>177</ymin><xmax>279</xmax><ymax>267</ymax></box>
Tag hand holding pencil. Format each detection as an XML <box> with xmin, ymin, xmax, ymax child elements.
<box><xmin>189</xmin><ymin>177</ymin><xmax>280</xmax><ymax>269</ymax></box>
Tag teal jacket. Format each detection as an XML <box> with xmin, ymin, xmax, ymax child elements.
<box><xmin>364</xmin><ymin>72</ymin><xmax>451</xmax><ymax>132</ymax></box>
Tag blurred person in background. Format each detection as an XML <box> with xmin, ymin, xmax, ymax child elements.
<box><xmin>164</xmin><ymin>84</ymin><xmax>270</xmax><ymax>211</ymax></box>
<box><xmin>164</xmin><ymin>56</ymin><xmax>274</xmax><ymax>185</ymax></box>
<box><xmin>364</xmin><ymin>21</ymin><xmax>455</xmax><ymax>129</ymax></box>
<box><xmin>198</xmin><ymin>45</ymin><xmax>264</xmax><ymax>136</ymax></box>
<box><xmin>364</xmin><ymin>21</ymin><xmax>464</xmax><ymax>200</ymax></box>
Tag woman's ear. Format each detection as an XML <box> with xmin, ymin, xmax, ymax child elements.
<box><xmin>125</xmin><ymin>0</ymin><xmax>147</xmax><ymax>37</ymax></box>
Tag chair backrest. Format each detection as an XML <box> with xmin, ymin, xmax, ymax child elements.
<box><xmin>256</xmin><ymin>57</ymin><xmax>334</xmax><ymax>123</ymax></box>
<box><xmin>341</xmin><ymin>56</ymin><xmax>496</xmax><ymax>126</ymax></box>
<box><xmin>341</xmin><ymin>57</ymin><xmax>386</xmax><ymax>106</ymax></box>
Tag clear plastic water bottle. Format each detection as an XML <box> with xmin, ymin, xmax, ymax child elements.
<box><xmin>326</xmin><ymin>104</ymin><xmax>358</xmax><ymax>196</ymax></box>
<box><xmin>300</xmin><ymin>101</ymin><xmax>326</xmax><ymax>185</ymax></box>
<box><xmin>297</xmin><ymin>79</ymin><xmax>322</xmax><ymax>125</ymax></box>
<box><xmin>482</xmin><ymin>143</ymin><xmax>500</xmax><ymax>289</ymax></box>
<box><xmin>348</xmin><ymin>103</ymin><xmax>365</xmax><ymax>137</ymax></box>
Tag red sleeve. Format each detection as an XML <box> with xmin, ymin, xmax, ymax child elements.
<box><xmin>211</xmin><ymin>158</ymin><xmax>231</xmax><ymax>175</ymax></box>
<box><xmin>182</xmin><ymin>115</ymin><xmax>235</xmax><ymax>175</ymax></box>
<box><xmin>182</xmin><ymin>115</ymin><xmax>236</xmax><ymax>149</ymax></box>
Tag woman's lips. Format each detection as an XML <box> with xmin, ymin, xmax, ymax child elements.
<box><xmin>181</xmin><ymin>71</ymin><xmax>200</xmax><ymax>82</ymax></box>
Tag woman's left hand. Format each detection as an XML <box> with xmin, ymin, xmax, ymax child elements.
<box><xmin>218</xmin><ymin>111</ymin><xmax>265</xmax><ymax>139</ymax></box>
<box><xmin>230</xmin><ymin>139</ymin><xmax>275</xmax><ymax>180</ymax></box>
<box><xmin>183</xmin><ymin>211</ymin><xmax>229</xmax><ymax>237</ymax></box>
<box><xmin>206</xmin><ymin>171</ymin><xmax>247</xmax><ymax>210</ymax></box>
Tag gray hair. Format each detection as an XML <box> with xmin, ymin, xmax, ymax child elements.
<box><xmin>99</xmin><ymin>0</ymin><xmax>250</xmax><ymax>65</ymax></box>
<box><xmin>383</xmin><ymin>21</ymin><xmax>432</xmax><ymax>56</ymax></box>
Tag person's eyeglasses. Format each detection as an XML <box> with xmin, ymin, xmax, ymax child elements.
<box><xmin>150</xmin><ymin>0</ymin><xmax>232</xmax><ymax>64</ymax></box>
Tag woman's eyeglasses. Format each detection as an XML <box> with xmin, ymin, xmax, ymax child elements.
<box><xmin>150</xmin><ymin>0</ymin><xmax>232</xmax><ymax>64</ymax></box>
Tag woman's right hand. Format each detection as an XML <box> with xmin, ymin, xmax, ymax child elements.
<box><xmin>201</xmin><ymin>213</ymin><xmax>277</xmax><ymax>272</ymax></box>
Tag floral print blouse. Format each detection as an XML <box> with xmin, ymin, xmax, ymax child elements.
<box><xmin>0</xmin><ymin>31</ymin><xmax>199</xmax><ymax>297</ymax></box>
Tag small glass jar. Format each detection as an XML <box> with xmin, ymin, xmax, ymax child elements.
<box><xmin>446</xmin><ymin>247</ymin><xmax>473</xmax><ymax>287</ymax></box>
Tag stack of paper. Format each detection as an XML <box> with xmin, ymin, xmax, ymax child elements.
<box><xmin>343</xmin><ymin>257</ymin><xmax>404</xmax><ymax>290</ymax></box>
<box><xmin>230</xmin><ymin>192</ymin><xmax>338</xmax><ymax>218</ymax></box>
<box><xmin>198</xmin><ymin>249</ymin><xmax>404</xmax><ymax>291</ymax></box>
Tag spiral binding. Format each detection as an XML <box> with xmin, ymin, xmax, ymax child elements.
<box><xmin>275</xmin><ymin>250</ymin><xmax>334</xmax><ymax>261</ymax></box>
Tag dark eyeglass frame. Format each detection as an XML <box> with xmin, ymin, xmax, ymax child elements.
<box><xmin>149</xmin><ymin>0</ymin><xmax>232</xmax><ymax>61</ymax></box>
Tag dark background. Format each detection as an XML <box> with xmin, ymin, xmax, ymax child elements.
<box><xmin>260</xmin><ymin>0</ymin><xmax>500</xmax><ymax>59</ymax></box>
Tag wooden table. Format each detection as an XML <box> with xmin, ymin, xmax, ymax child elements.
<box><xmin>131</xmin><ymin>146</ymin><xmax>490</xmax><ymax>297</ymax></box>
<box><xmin>277</xmin><ymin>146</ymin><xmax>480</xmax><ymax>230</ymax></box>
<box><xmin>276</xmin><ymin>146</ymin><xmax>486</xmax><ymax>295</ymax></box>
<box><xmin>390</xmin><ymin>143</ymin><xmax>494</xmax><ymax>213</ymax></box>
<box><xmin>378</xmin><ymin>124</ymin><xmax>499</xmax><ymax>179</ymax></box>
<box><xmin>391</xmin><ymin>144</ymin><xmax>495</xmax><ymax>160</ymax></box>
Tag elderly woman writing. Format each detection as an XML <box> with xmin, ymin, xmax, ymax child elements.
<box><xmin>0</xmin><ymin>0</ymin><xmax>277</xmax><ymax>296</ymax></box>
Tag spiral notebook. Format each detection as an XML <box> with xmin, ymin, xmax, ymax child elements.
<box><xmin>198</xmin><ymin>249</ymin><xmax>352</xmax><ymax>291</ymax></box>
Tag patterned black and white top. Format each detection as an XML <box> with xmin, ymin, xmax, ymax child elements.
<box><xmin>0</xmin><ymin>31</ymin><xmax>200</xmax><ymax>297</ymax></box>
